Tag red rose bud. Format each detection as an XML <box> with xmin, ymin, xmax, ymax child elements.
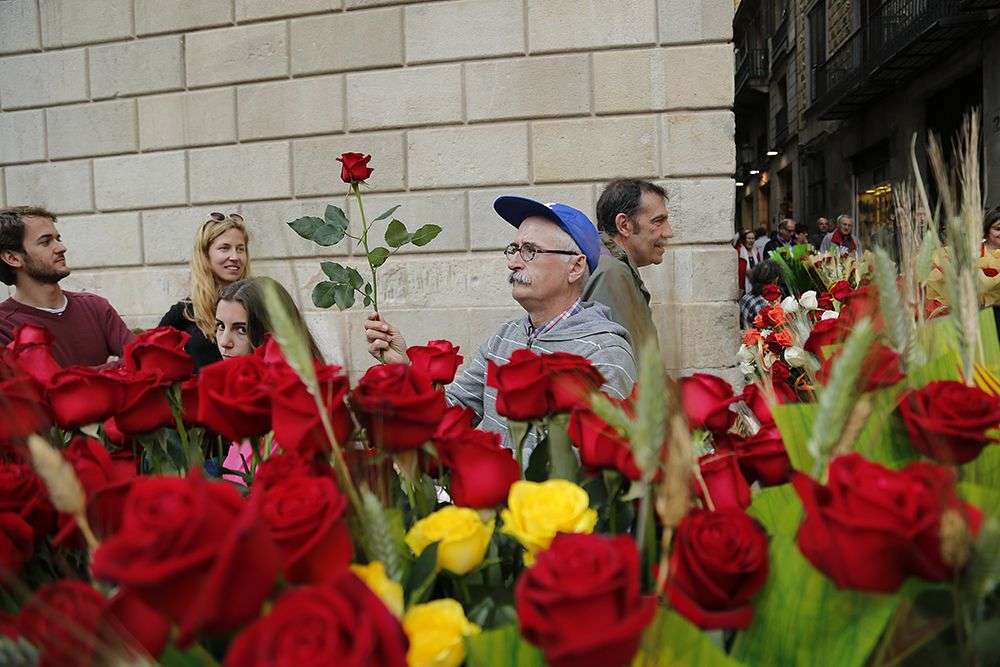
<box><xmin>680</xmin><ymin>373</ymin><xmax>738</xmax><ymax>433</ymax></box>
<box><xmin>5</xmin><ymin>324</ymin><xmax>61</xmax><ymax>385</ymax></box>
<box><xmin>260</xmin><ymin>475</ymin><xmax>352</xmax><ymax>584</ymax></box>
<box><xmin>487</xmin><ymin>349</ymin><xmax>549</xmax><ymax>421</ymax></box>
<box><xmin>47</xmin><ymin>366</ymin><xmax>125</xmax><ymax>428</ymax></box>
<box><xmin>770</xmin><ymin>359</ymin><xmax>791</xmax><ymax>384</ymax></box>
<box><xmin>197</xmin><ymin>355</ymin><xmax>272</xmax><ymax>442</ymax></box>
<box><xmin>102</xmin><ymin>590</ymin><xmax>171</xmax><ymax>661</ymax></box>
<box><xmin>830</xmin><ymin>280</ymin><xmax>852</xmax><ymax>302</ymax></box>
<box><xmin>793</xmin><ymin>454</ymin><xmax>982</xmax><ymax>593</ymax></box>
<box><xmin>544</xmin><ymin>352</ymin><xmax>605</xmax><ymax>413</ymax></box>
<box><xmin>0</xmin><ymin>512</ymin><xmax>33</xmax><ymax>575</ymax></box>
<box><xmin>729</xmin><ymin>424</ymin><xmax>790</xmax><ymax>486</ymax></box>
<box><xmin>816</xmin><ymin>343</ymin><xmax>904</xmax><ymax>392</ymax></box>
<box><xmin>223</xmin><ymin>572</ymin><xmax>408</xmax><ymax>667</ymax></box>
<box><xmin>516</xmin><ymin>533</ymin><xmax>656</xmax><ymax>667</ymax></box>
<box><xmin>816</xmin><ymin>291</ymin><xmax>834</xmax><ymax>310</ymax></box>
<box><xmin>665</xmin><ymin>508</ymin><xmax>769</xmax><ymax>629</ymax></box>
<box><xmin>123</xmin><ymin>326</ymin><xmax>193</xmax><ymax>383</ymax></box>
<box><xmin>270</xmin><ymin>362</ymin><xmax>353</xmax><ymax>459</ymax></box>
<box><xmin>761</xmin><ymin>283</ymin><xmax>782</xmax><ymax>302</ymax></box>
<box><xmin>803</xmin><ymin>317</ymin><xmax>844</xmax><ymax>360</ymax></box>
<box><xmin>567</xmin><ymin>396</ymin><xmax>641</xmax><ymax>481</ymax></box>
<box><xmin>54</xmin><ymin>436</ymin><xmax>136</xmax><ymax>548</ymax></box>
<box><xmin>17</xmin><ymin>581</ymin><xmax>108</xmax><ymax>667</ymax></box>
<box><xmin>983</xmin><ymin>267</ymin><xmax>999</xmax><ymax>278</ymax></box>
<box><xmin>114</xmin><ymin>372</ymin><xmax>175</xmax><ymax>435</ymax></box>
<box><xmin>406</xmin><ymin>339</ymin><xmax>463</xmax><ymax>385</ymax></box>
<box><xmin>898</xmin><ymin>380</ymin><xmax>1000</xmax><ymax>464</ymax></box>
<box><xmin>444</xmin><ymin>429</ymin><xmax>520</xmax><ymax>509</ymax></box>
<box><xmin>0</xmin><ymin>462</ymin><xmax>55</xmax><ymax>536</ymax></box>
<box><xmin>697</xmin><ymin>451</ymin><xmax>751</xmax><ymax>510</ymax></box>
<box><xmin>739</xmin><ymin>383</ymin><xmax>774</xmax><ymax>424</ymax></box>
<box><xmin>351</xmin><ymin>363</ymin><xmax>446</xmax><ymax>451</ymax></box>
<box><xmin>336</xmin><ymin>152</ymin><xmax>374</xmax><ymax>183</ymax></box>
<box><xmin>0</xmin><ymin>363</ymin><xmax>49</xmax><ymax>440</ymax></box>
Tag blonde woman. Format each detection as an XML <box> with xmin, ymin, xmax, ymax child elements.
<box><xmin>159</xmin><ymin>212</ymin><xmax>251</xmax><ymax>369</ymax></box>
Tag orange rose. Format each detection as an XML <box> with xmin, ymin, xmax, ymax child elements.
<box><xmin>773</xmin><ymin>330</ymin><xmax>794</xmax><ymax>347</ymax></box>
<box><xmin>765</xmin><ymin>307</ymin><xmax>786</xmax><ymax>326</ymax></box>
<box><xmin>742</xmin><ymin>330</ymin><xmax>763</xmax><ymax>346</ymax></box>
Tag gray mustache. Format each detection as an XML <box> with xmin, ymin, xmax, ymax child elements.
<box><xmin>508</xmin><ymin>271</ymin><xmax>531</xmax><ymax>285</ymax></box>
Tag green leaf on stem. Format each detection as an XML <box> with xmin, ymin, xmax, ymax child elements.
<box><xmin>288</xmin><ymin>216</ymin><xmax>324</xmax><ymax>240</ymax></box>
<box><xmin>524</xmin><ymin>438</ymin><xmax>549</xmax><ymax>482</ymax></box>
<box><xmin>404</xmin><ymin>541</ymin><xmax>439</xmax><ymax>607</ymax></box>
<box><xmin>411</xmin><ymin>223</ymin><xmax>442</xmax><ymax>247</ymax></box>
<box><xmin>332</xmin><ymin>283</ymin><xmax>355</xmax><ymax>310</ymax></box>
<box><xmin>346</xmin><ymin>267</ymin><xmax>365</xmax><ymax>289</ymax></box>
<box><xmin>312</xmin><ymin>281</ymin><xmax>338</xmax><ymax>308</ymax></box>
<box><xmin>545</xmin><ymin>414</ymin><xmax>578</xmax><ymax>481</ymax></box>
<box><xmin>385</xmin><ymin>219</ymin><xmax>410</xmax><ymax>248</ymax></box>
<box><xmin>324</xmin><ymin>204</ymin><xmax>349</xmax><ymax>227</ymax></box>
<box><xmin>633</xmin><ymin>607</ymin><xmax>740</xmax><ymax>666</ymax></box>
<box><xmin>320</xmin><ymin>261</ymin><xmax>348</xmax><ymax>282</ymax></box>
<box><xmin>465</xmin><ymin>624</ymin><xmax>545</xmax><ymax>667</ymax></box>
<box><xmin>368</xmin><ymin>246</ymin><xmax>390</xmax><ymax>268</ymax></box>
<box><xmin>373</xmin><ymin>205</ymin><xmax>401</xmax><ymax>222</ymax></box>
<box><xmin>313</xmin><ymin>223</ymin><xmax>346</xmax><ymax>247</ymax></box>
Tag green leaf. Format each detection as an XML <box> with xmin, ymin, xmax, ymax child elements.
<box><xmin>320</xmin><ymin>261</ymin><xmax>348</xmax><ymax>283</ymax></box>
<box><xmin>771</xmin><ymin>402</ymin><xmax>818</xmax><ymax>472</ymax></box>
<box><xmin>524</xmin><ymin>437</ymin><xmax>549</xmax><ymax>482</ymax></box>
<box><xmin>346</xmin><ymin>267</ymin><xmax>365</xmax><ymax>289</ymax></box>
<box><xmin>747</xmin><ymin>485</ymin><xmax>802</xmax><ymax>537</ymax></box>
<box><xmin>313</xmin><ymin>223</ymin><xmax>346</xmax><ymax>247</ymax></box>
<box><xmin>373</xmin><ymin>204</ymin><xmax>401</xmax><ymax>222</ymax></box>
<box><xmin>311</xmin><ymin>281</ymin><xmax>337</xmax><ymax>309</ymax></box>
<box><xmin>410</xmin><ymin>223</ymin><xmax>442</xmax><ymax>246</ymax></box>
<box><xmin>962</xmin><ymin>517</ymin><xmax>1000</xmax><ymax>601</ymax></box>
<box><xmin>357</xmin><ymin>488</ymin><xmax>409</xmax><ymax>583</ymax></box>
<box><xmin>731</xmin><ymin>535</ymin><xmax>900</xmax><ymax>667</ymax></box>
<box><xmin>404</xmin><ymin>541</ymin><xmax>439</xmax><ymax>606</ymax></box>
<box><xmin>332</xmin><ymin>283</ymin><xmax>355</xmax><ymax>311</ymax></box>
<box><xmin>958</xmin><ymin>481</ymin><xmax>1000</xmax><ymax>517</ymax></box>
<box><xmin>545</xmin><ymin>413</ymin><xmax>578</xmax><ymax>481</ymax></box>
<box><xmin>160</xmin><ymin>644</ymin><xmax>221</xmax><ymax>667</ymax></box>
<box><xmin>632</xmin><ymin>607</ymin><xmax>741</xmax><ymax>666</ymax></box>
<box><xmin>324</xmin><ymin>204</ymin><xmax>349</xmax><ymax>228</ymax></box>
<box><xmin>288</xmin><ymin>216</ymin><xmax>324</xmax><ymax>240</ymax></box>
<box><xmin>961</xmin><ymin>444</ymin><xmax>1000</xmax><ymax>489</ymax></box>
<box><xmin>465</xmin><ymin>624</ymin><xmax>545</xmax><ymax>667</ymax></box>
<box><xmin>368</xmin><ymin>246</ymin><xmax>390</xmax><ymax>268</ymax></box>
<box><xmin>385</xmin><ymin>219</ymin><xmax>410</xmax><ymax>248</ymax></box>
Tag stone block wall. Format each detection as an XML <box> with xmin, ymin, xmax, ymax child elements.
<box><xmin>0</xmin><ymin>0</ymin><xmax>737</xmax><ymax>382</ymax></box>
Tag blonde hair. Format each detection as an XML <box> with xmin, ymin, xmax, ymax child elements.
<box><xmin>188</xmin><ymin>213</ymin><xmax>251</xmax><ymax>337</ymax></box>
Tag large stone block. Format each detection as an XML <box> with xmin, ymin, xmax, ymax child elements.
<box><xmin>405</xmin><ymin>0</ymin><xmax>524</xmax><ymax>63</ymax></box>
<box><xmin>94</xmin><ymin>151</ymin><xmax>188</xmax><ymax>210</ymax></box>
<box><xmin>302</xmin><ymin>310</ymin><xmax>351</xmax><ymax>367</ymax></box>
<box><xmin>528</xmin><ymin>0</ymin><xmax>656</xmax><ymax>53</ymax></box>
<box><xmin>186</xmin><ymin>23</ymin><xmax>288</xmax><ymax>88</ymax></box>
<box><xmin>659</xmin><ymin>177</ymin><xmax>735</xmax><ymax>244</ymax></box>
<box><xmin>658</xmin><ymin>0</ymin><xmax>732</xmax><ymax>44</ymax></box>
<box><xmin>62</xmin><ymin>266</ymin><xmax>190</xmax><ymax>318</ymax></box>
<box><xmin>592</xmin><ymin>49</ymin><xmax>666</xmax><ymax>114</ymax></box>
<box><xmin>138</xmin><ymin>88</ymin><xmax>237</xmax><ymax>151</ymax></box>
<box><xmin>290</xmin><ymin>8</ymin><xmax>403</xmax><ymax>75</ymax></box>
<box><xmin>0</xmin><ymin>110</ymin><xmax>46</xmax><ymax>165</ymax></box>
<box><xmin>189</xmin><ymin>141</ymin><xmax>292</xmax><ymax>203</ymax></box>
<box><xmin>39</xmin><ymin>0</ymin><xmax>132</xmax><ymax>48</ymax></box>
<box><xmin>141</xmin><ymin>203</ymin><xmax>244</xmax><ymax>265</ymax></box>
<box><xmin>346</xmin><ymin>65</ymin><xmax>462</xmax><ymax>130</ymax></box>
<box><xmin>467</xmin><ymin>183</ymin><xmax>595</xmax><ymax>250</ymax></box>
<box><xmin>236</xmin><ymin>0</ymin><xmax>340</xmax><ymax>21</ymax></box>
<box><xmin>135</xmin><ymin>0</ymin><xmax>233</xmax><ymax>36</ymax></box>
<box><xmin>89</xmin><ymin>36</ymin><xmax>184</xmax><ymax>99</ymax></box>
<box><xmin>238</xmin><ymin>75</ymin><xmax>343</xmax><ymax>141</ymax></box>
<box><xmin>4</xmin><ymin>160</ymin><xmax>93</xmax><ymax>214</ymax></box>
<box><xmin>346</xmin><ymin>190</ymin><xmax>468</xmax><ymax>254</ymax></box>
<box><xmin>532</xmin><ymin>116</ymin><xmax>658</xmax><ymax>182</ymax></box>
<box><xmin>655</xmin><ymin>301</ymin><xmax>738</xmax><ymax>369</ymax></box>
<box><xmin>664</xmin><ymin>44</ymin><xmax>734</xmax><ymax>109</ymax></box>
<box><xmin>661</xmin><ymin>111</ymin><xmax>735</xmax><ymax>176</ymax></box>
<box><xmin>0</xmin><ymin>0</ymin><xmax>41</xmax><ymax>55</ymax></box>
<box><xmin>465</xmin><ymin>54</ymin><xmax>589</xmax><ymax>122</ymax></box>
<box><xmin>58</xmin><ymin>212</ymin><xmax>143</xmax><ymax>269</ymax></box>
<box><xmin>0</xmin><ymin>50</ymin><xmax>88</xmax><ymax>109</ymax></box>
<box><xmin>344</xmin><ymin>0</ymin><xmax>419</xmax><ymax>7</ymax></box>
<box><xmin>407</xmin><ymin>123</ymin><xmax>529</xmax><ymax>189</ymax></box>
<box><xmin>292</xmin><ymin>131</ymin><xmax>405</xmax><ymax>195</ymax></box>
<box><xmin>46</xmin><ymin>99</ymin><xmax>138</xmax><ymax>159</ymax></box>
<box><xmin>645</xmin><ymin>244</ymin><xmax>738</xmax><ymax>303</ymax></box>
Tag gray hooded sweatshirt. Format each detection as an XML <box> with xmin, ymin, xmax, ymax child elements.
<box><xmin>445</xmin><ymin>301</ymin><xmax>637</xmax><ymax>458</ymax></box>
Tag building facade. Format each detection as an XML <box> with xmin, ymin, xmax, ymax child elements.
<box><xmin>0</xmin><ymin>0</ymin><xmax>740</xmax><ymax>383</ymax></box>
<box><xmin>734</xmin><ymin>0</ymin><xmax>1000</xmax><ymax>242</ymax></box>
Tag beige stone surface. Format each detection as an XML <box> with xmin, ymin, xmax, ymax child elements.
<box><xmin>527</xmin><ymin>0</ymin><xmax>657</xmax><ymax>53</ymax></box>
<box><xmin>661</xmin><ymin>110</ymin><xmax>735</xmax><ymax>176</ymax></box>
<box><xmin>94</xmin><ymin>151</ymin><xmax>188</xmax><ymax>210</ymax></box>
<box><xmin>592</xmin><ymin>49</ymin><xmax>667</xmax><ymax>114</ymax></box>
<box><xmin>39</xmin><ymin>0</ymin><xmax>132</xmax><ymax>48</ymax></box>
<box><xmin>0</xmin><ymin>50</ymin><xmax>88</xmax><ymax>109</ymax></box>
<box><xmin>347</xmin><ymin>190</ymin><xmax>468</xmax><ymax>254</ymax></box>
<box><xmin>185</xmin><ymin>23</ymin><xmax>288</xmax><ymax>88</ymax></box>
<box><xmin>660</xmin><ymin>177</ymin><xmax>736</xmax><ymax>244</ymax></box>
<box><xmin>135</xmin><ymin>0</ymin><xmax>233</xmax><ymax>36</ymax></box>
<box><xmin>532</xmin><ymin>116</ymin><xmax>658</xmax><ymax>182</ymax></box>
<box><xmin>467</xmin><ymin>184</ymin><xmax>595</xmax><ymax>250</ymax></box>
<box><xmin>405</xmin><ymin>0</ymin><xmax>524</xmax><ymax>63</ymax></box>
<box><xmin>292</xmin><ymin>131</ymin><xmax>406</xmax><ymax>195</ymax></box>
<box><xmin>407</xmin><ymin>123</ymin><xmax>529</xmax><ymax>189</ymax></box>
<box><xmin>658</xmin><ymin>0</ymin><xmax>732</xmax><ymax>44</ymax></box>
<box><xmin>0</xmin><ymin>1</ymin><xmax>41</xmax><ymax>55</ymax></box>
<box><xmin>89</xmin><ymin>36</ymin><xmax>184</xmax><ymax>99</ymax></box>
<box><xmin>4</xmin><ymin>160</ymin><xmax>93</xmax><ymax>214</ymax></box>
<box><xmin>465</xmin><ymin>54</ymin><xmax>590</xmax><ymax>121</ymax></box>
<box><xmin>347</xmin><ymin>64</ymin><xmax>463</xmax><ymax>130</ymax></box>
<box><xmin>189</xmin><ymin>141</ymin><xmax>292</xmax><ymax>203</ymax></box>
<box><xmin>58</xmin><ymin>212</ymin><xmax>143</xmax><ymax>268</ymax></box>
<box><xmin>236</xmin><ymin>0</ymin><xmax>341</xmax><ymax>22</ymax></box>
<box><xmin>138</xmin><ymin>88</ymin><xmax>237</xmax><ymax>151</ymax></box>
<box><xmin>46</xmin><ymin>99</ymin><xmax>138</xmax><ymax>159</ymax></box>
<box><xmin>238</xmin><ymin>75</ymin><xmax>344</xmax><ymax>140</ymax></box>
<box><xmin>290</xmin><ymin>8</ymin><xmax>404</xmax><ymax>75</ymax></box>
<box><xmin>664</xmin><ymin>44</ymin><xmax>734</xmax><ymax>109</ymax></box>
<box><xmin>0</xmin><ymin>110</ymin><xmax>46</xmax><ymax>165</ymax></box>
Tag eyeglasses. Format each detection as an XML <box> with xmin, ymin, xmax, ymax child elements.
<box><xmin>504</xmin><ymin>242</ymin><xmax>580</xmax><ymax>263</ymax></box>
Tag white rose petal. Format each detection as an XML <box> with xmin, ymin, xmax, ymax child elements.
<box><xmin>780</xmin><ymin>296</ymin><xmax>800</xmax><ymax>313</ymax></box>
<box><xmin>784</xmin><ymin>346</ymin><xmax>809</xmax><ymax>368</ymax></box>
<box><xmin>739</xmin><ymin>361</ymin><xmax>756</xmax><ymax>376</ymax></box>
<box><xmin>799</xmin><ymin>291</ymin><xmax>818</xmax><ymax>310</ymax></box>
<box><xmin>737</xmin><ymin>345</ymin><xmax>755</xmax><ymax>363</ymax></box>
<box><xmin>820</xmin><ymin>310</ymin><xmax>839</xmax><ymax>321</ymax></box>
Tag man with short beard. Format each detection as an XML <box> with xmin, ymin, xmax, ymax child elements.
<box><xmin>0</xmin><ymin>206</ymin><xmax>133</xmax><ymax>366</ymax></box>
<box><xmin>364</xmin><ymin>196</ymin><xmax>636</xmax><ymax>458</ymax></box>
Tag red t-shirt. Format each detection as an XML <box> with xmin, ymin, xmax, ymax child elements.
<box><xmin>0</xmin><ymin>290</ymin><xmax>135</xmax><ymax>367</ymax></box>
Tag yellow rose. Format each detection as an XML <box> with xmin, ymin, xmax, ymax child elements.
<box><xmin>405</xmin><ymin>505</ymin><xmax>494</xmax><ymax>575</ymax></box>
<box><xmin>403</xmin><ymin>598</ymin><xmax>480</xmax><ymax>667</ymax></box>
<box><xmin>500</xmin><ymin>479</ymin><xmax>597</xmax><ymax>564</ymax></box>
<box><xmin>350</xmin><ymin>561</ymin><xmax>404</xmax><ymax>618</ymax></box>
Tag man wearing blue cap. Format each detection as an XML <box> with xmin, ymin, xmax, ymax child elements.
<box><xmin>364</xmin><ymin>196</ymin><xmax>636</xmax><ymax>459</ymax></box>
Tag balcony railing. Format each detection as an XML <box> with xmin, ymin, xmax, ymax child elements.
<box><xmin>772</xmin><ymin>10</ymin><xmax>789</xmax><ymax>57</ymax></box>
<box><xmin>735</xmin><ymin>49</ymin><xmax>769</xmax><ymax>95</ymax></box>
<box><xmin>773</xmin><ymin>107</ymin><xmax>789</xmax><ymax>148</ymax></box>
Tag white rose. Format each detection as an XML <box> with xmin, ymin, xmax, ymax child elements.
<box><xmin>780</xmin><ymin>296</ymin><xmax>799</xmax><ymax>314</ymax></box>
<box><xmin>739</xmin><ymin>361</ymin><xmax>756</xmax><ymax>376</ymax></box>
<box><xmin>820</xmin><ymin>310</ymin><xmax>839</xmax><ymax>321</ymax></box>
<box><xmin>798</xmin><ymin>291</ymin><xmax>818</xmax><ymax>310</ymax></box>
<box><xmin>784</xmin><ymin>346</ymin><xmax>810</xmax><ymax>368</ymax></box>
<box><xmin>737</xmin><ymin>345</ymin><xmax>755</xmax><ymax>363</ymax></box>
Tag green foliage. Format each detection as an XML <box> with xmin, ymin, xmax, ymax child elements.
<box><xmin>746</xmin><ymin>485</ymin><xmax>801</xmax><ymax>537</ymax></box>
<box><xmin>731</xmin><ymin>535</ymin><xmax>901</xmax><ymax>667</ymax></box>
<box><xmin>312</xmin><ymin>262</ymin><xmax>365</xmax><ymax>310</ymax></box>
<box><xmin>545</xmin><ymin>414</ymin><xmax>579</xmax><ymax>481</ymax></box>
<box><xmin>465</xmin><ymin>625</ymin><xmax>545</xmax><ymax>667</ymax></box>
<box><xmin>404</xmin><ymin>541</ymin><xmax>439</xmax><ymax>607</ymax></box>
<box><xmin>358</xmin><ymin>488</ymin><xmax>410</xmax><ymax>584</ymax></box>
<box><xmin>367</xmin><ymin>246</ymin><xmax>390</xmax><ymax>268</ymax></box>
<box><xmin>872</xmin><ymin>248</ymin><xmax>918</xmax><ymax>367</ymax></box>
<box><xmin>632</xmin><ymin>608</ymin><xmax>742</xmax><ymax>666</ymax></box>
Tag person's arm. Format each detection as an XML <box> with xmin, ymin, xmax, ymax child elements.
<box><xmin>588</xmin><ymin>341</ymin><xmax>638</xmax><ymax>402</ymax></box>
<box><xmin>444</xmin><ymin>337</ymin><xmax>492</xmax><ymax>426</ymax></box>
<box><xmin>103</xmin><ymin>301</ymin><xmax>135</xmax><ymax>357</ymax></box>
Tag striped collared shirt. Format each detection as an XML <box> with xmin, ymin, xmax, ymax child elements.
<box><xmin>525</xmin><ymin>298</ymin><xmax>583</xmax><ymax>343</ymax></box>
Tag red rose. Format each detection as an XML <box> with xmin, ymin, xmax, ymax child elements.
<box><xmin>270</xmin><ymin>362</ymin><xmax>352</xmax><ymax>459</ymax></box>
<box><xmin>336</xmin><ymin>152</ymin><xmax>374</xmax><ymax>183</ymax></box>
<box><xmin>433</xmin><ymin>404</ymin><xmax>475</xmax><ymax>444</ymax></box>
<box><xmin>816</xmin><ymin>343</ymin><xmax>904</xmax><ymax>392</ymax></box>
<box><xmin>770</xmin><ymin>359</ymin><xmax>791</xmax><ymax>384</ymax></box>
<box><xmin>679</xmin><ymin>373</ymin><xmax>737</xmax><ymax>433</ymax></box>
<box><xmin>792</xmin><ymin>454</ymin><xmax>981</xmax><ymax>592</ymax></box>
<box><xmin>0</xmin><ymin>512</ymin><xmax>33</xmax><ymax>574</ymax></box>
<box><xmin>123</xmin><ymin>326</ymin><xmax>193</xmax><ymax>383</ymax></box>
<box><xmin>17</xmin><ymin>581</ymin><xmax>106</xmax><ymax>667</ymax></box>
<box><xmin>983</xmin><ymin>267</ymin><xmax>999</xmax><ymax>278</ymax></box>
<box><xmin>5</xmin><ymin>324</ymin><xmax>61</xmax><ymax>384</ymax></box>
<box><xmin>407</xmin><ymin>339</ymin><xmax>463</xmax><ymax>385</ymax></box>
<box><xmin>197</xmin><ymin>355</ymin><xmax>272</xmax><ymax>442</ymax></box>
<box><xmin>443</xmin><ymin>429</ymin><xmax>520</xmax><ymax>509</ymax></box>
<box><xmin>665</xmin><ymin>508</ymin><xmax>769</xmax><ymax>629</ymax></box>
<box><xmin>54</xmin><ymin>436</ymin><xmax>135</xmax><ymax>547</ymax></box>
<box><xmin>739</xmin><ymin>383</ymin><xmax>774</xmax><ymax>424</ymax></box>
<box><xmin>697</xmin><ymin>451</ymin><xmax>751</xmax><ymax>510</ymax></box>
<box><xmin>837</xmin><ymin>285</ymin><xmax>882</xmax><ymax>331</ymax></box>
<box><xmin>0</xmin><ymin>364</ymin><xmax>48</xmax><ymax>441</ymax></box>
<box><xmin>803</xmin><ymin>317</ymin><xmax>843</xmax><ymax>360</ymax></box>
<box><xmin>86</xmin><ymin>477</ymin><xmax>135</xmax><ymax>541</ymax></box>
<box><xmin>761</xmin><ymin>283</ymin><xmax>781</xmax><ymax>302</ymax></box>
<box><xmin>102</xmin><ymin>590</ymin><xmax>171</xmax><ymax>660</ymax></box>
<box><xmin>567</xmin><ymin>396</ymin><xmax>641</xmax><ymax>481</ymax></box>
<box><xmin>114</xmin><ymin>372</ymin><xmax>175</xmax><ymax>435</ymax></box>
<box><xmin>252</xmin><ymin>452</ymin><xmax>334</xmax><ymax>494</ymax></box>
<box><xmin>898</xmin><ymin>380</ymin><xmax>1000</xmax><ymax>464</ymax></box>
<box><xmin>351</xmin><ymin>363</ymin><xmax>446</xmax><ymax>451</ymax></box>
<box><xmin>731</xmin><ymin>424</ymin><xmax>791</xmax><ymax>486</ymax></box>
<box><xmin>223</xmin><ymin>572</ymin><xmax>408</xmax><ymax>667</ymax></box>
<box><xmin>487</xmin><ymin>349</ymin><xmax>549</xmax><ymax>421</ymax></box>
<box><xmin>47</xmin><ymin>367</ymin><xmax>125</xmax><ymax>428</ymax></box>
<box><xmin>829</xmin><ymin>280</ymin><xmax>852</xmax><ymax>301</ymax></box>
<box><xmin>516</xmin><ymin>533</ymin><xmax>656</xmax><ymax>667</ymax></box>
<box><xmin>259</xmin><ymin>475</ymin><xmax>352</xmax><ymax>584</ymax></box>
<box><xmin>816</xmin><ymin>292</ymin><xmax>834</xmax><ymax>310</ymax></box>
<box><xmin>544</xmin><ymin>352</ymin><xmax>605</xmax><ymax>413</ymax></box>
<box><xmin>0</xmin><ymin>462</ymin><xmax>55</xmax><ymax>536</ymax></box>
<box><xmin>91</xmin><ymin>472</ymin><xmax>280</xmax><ymax>644</ymax></box>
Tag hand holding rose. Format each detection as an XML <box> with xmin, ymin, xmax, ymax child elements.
<box><xmin>364</xmin><ymin>313</ymin><xmax>408</xmax><ymax>363</ymax></box>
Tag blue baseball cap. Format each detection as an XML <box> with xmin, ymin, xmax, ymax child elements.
<box><xmin>493</xmin><ymin>196</ymin><xmax>600</xmax><ymax>273</ymax></box>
